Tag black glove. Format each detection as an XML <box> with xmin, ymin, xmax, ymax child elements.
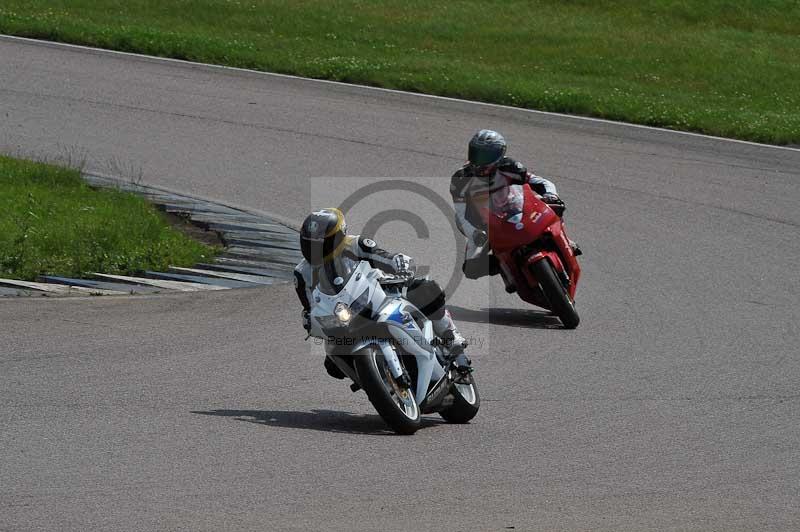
<box><xmin>472</xmin><ymin>230</ymin><xmax>488</xmax><ymax>247</ymax></box>
<box><xmin>302</xmin><ymin>310</ymin><xmax>311</xmax><ymax>332</ymax></box>
<box><xmin>541</xmin><ymin>193</ymin><xmax>563</xmax><ymax>206</ymax></box>
<box><xmin>541</xmin><ymin>193</ymin><xmax>565</xmax><ymax>216</ymax></box>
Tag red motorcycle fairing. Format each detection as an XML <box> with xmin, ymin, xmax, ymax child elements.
<box><xmin>477</xmin><ymin>183</ymin><xmax>581</xmax><ymax>309</ymax></box>
<box><xmin>525</xmin><ymin>219</ymin><xmax>581</xmax><ymax>300</ymax></box>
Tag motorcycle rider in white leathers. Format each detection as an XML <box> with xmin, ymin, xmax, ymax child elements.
<box><xmin>294</xmin><ymin>208</ymin><xmax>469</xmax><ymax>379</ymax></box>
<box><xmin>451</xmin><ymin>129</ymin><xmax>580</xmax><ymax>283</ymax></box>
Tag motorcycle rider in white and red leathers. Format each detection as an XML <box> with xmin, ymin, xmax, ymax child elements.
<box><xmin>294</xmin><ymin>208</ymin><xmax>470</xmax><ymax>379</ymax></box>
<box><xmin>451</xmin><ymin>129</ymin><xmax>580</xmax><ymax>287</ymax></box>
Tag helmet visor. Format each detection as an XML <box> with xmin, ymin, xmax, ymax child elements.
<box><xmin>301</xmin><ymin>232</ymin><xmax>344</xmax><ymax>266</ymax></box>
<box><xmin>468</xmin><ymin>144</ymin><xmax>504</xmax><ymax>167</ymax></box>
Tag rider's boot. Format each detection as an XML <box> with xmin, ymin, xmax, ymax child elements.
<box><xmin>432</xmin><ymin>310</ymin><xmax>472</xmax><ymax>370</ymax></box>
<box><xmin>462</xmin><ymin>251</ymin><xmax>500</xmax><ymax>280</ymax></box>
<box><xmin>570</xmin><ymin>240</ymin><xmax>583</xmax><ymax>256</ymax></box>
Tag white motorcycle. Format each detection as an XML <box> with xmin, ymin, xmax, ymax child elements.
<box><xmin>308</xmin><ymin>257</ymin><xmax>480</xmax><ymax>434</ymax></box>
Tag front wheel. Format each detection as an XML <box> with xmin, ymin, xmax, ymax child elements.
<box><xmin>354</xmin><ymin>347</ymin><xmax>421</xmax><ymax>435</ymax></box>
<box><xmin>531</xmin><ymin>259</ymin><xmax>580</xmax><ymax>329</ymax></box>
<box><xmin>439</xmin><ymin>372</ymin><xmax>480</xmax><ymax>423</ymax></box>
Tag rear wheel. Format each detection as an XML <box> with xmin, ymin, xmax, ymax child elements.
<box><xmin>439</xmin><ymin>372</ymin><xmax>480</xmax><ymax>423</ymax></box>
<box><xmin>531</xmin><ymin>259</ymin><xmax>580</xmax><ymax>329</ymax></box>
<box><xmin>354</xmin><ymin>347</ymin><xmax>421</xmax><ymax>435</ymax></box>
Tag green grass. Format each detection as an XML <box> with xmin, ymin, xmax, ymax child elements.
<box><xmin>0</xmin><ymin>156</ymin><xmax>217</xmax><ymax>282</ymax></box>
<box><xmin>1</xmin><ymin>1</ymin><xmax>799</xmax><ymax>144</ymax></box>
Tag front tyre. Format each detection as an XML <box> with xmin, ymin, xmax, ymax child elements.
<box><xmin>531</xmin><ymin>259</ymin><xmax>580</xmax><ymax>329</ymax></box>
<box><xmin>354</xmin><ymin>347</ymin><xmax>421</xmax><ymax>435</ymax></box>
<box><xmin>439</xmin><ymin>372</ymin><xmax>480</xmax><ymax>424</ymax></box>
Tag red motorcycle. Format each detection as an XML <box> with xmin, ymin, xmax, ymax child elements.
<box><xmin>472</xmin><ymin>183</ymin><xmax>581</xmax><ymax>328</ymax></box>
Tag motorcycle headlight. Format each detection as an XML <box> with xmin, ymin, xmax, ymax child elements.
<box><xmin>334</xmin><ymin>302</ymin><xmax>353</xmax><ymax>324</ymax></box>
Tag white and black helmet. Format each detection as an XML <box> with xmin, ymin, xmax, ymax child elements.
<box><xmin>468</xmin><ymin>129</ymin><xmax>507</xmax><ymax>172</ymax></box>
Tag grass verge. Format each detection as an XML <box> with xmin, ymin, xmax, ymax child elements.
<box><xmin>0</xmin><ymin>1</ymin><xmax>799</xmax><ymax>144</ymax></box>
<box><xmin>0</xmin><ymin>155</ymin><xmax>218</xmax><ymax>282</ymax></box>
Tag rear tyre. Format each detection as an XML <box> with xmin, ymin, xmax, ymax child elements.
<box><xmin>354</xmin><ymin>347</ymin><xmax>421</xmax><ymax>435</ymax></box>
<box><xmin>439</xmin><ymin>372</ymin><xmax>480</xmax><ymax>423</ymax></box>
<box><xmin>531</xmin><ymin>259</ymin><xmax>580</xmax><ymax>329</ymax></box>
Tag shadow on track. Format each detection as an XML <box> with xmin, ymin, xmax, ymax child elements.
<box><xmin>191</xmin><ymin>408</ymin><xmax>443</xmax><ymax>436</ymax></box>
<box><xmin>448</xmin><ymin>305</ymin><xmax>563</xmax><ymax>329</ymax></box>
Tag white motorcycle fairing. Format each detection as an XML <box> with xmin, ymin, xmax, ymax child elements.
<box><xmin>309</xmin><ymin>261</ymin><xmax>444</xmax><ymax>406</ymax></box>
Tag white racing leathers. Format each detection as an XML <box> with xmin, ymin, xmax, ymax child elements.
<box><xmin>294</xmin><ymin>235</ymin><xmax>463</xmax><ymax>345</ymax></box>
<box><xmin>294</xmin><ymin>235</ymin><xmax>413</xmax><ymax>312</ymax></box>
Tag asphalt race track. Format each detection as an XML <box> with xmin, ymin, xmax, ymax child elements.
<box><xmin>1</xmin><ymin>36</ymin><xmax>799</xmax><ymax>531</ymax></box>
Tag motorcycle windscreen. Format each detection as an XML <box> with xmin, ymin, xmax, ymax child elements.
<box><xmin>490</xmin><ymin>184</ymin><xmax>524</xmax><ymax>221</ymax></box>
<box><xmin>316</xmin><ymin>254</ymin><xmax>359</xmax><ymax>296</ymax></box>
<box><xmin>487</xmin><ymin>184</ymin><xmax>557</xmax><ymax>252</ymax></box>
